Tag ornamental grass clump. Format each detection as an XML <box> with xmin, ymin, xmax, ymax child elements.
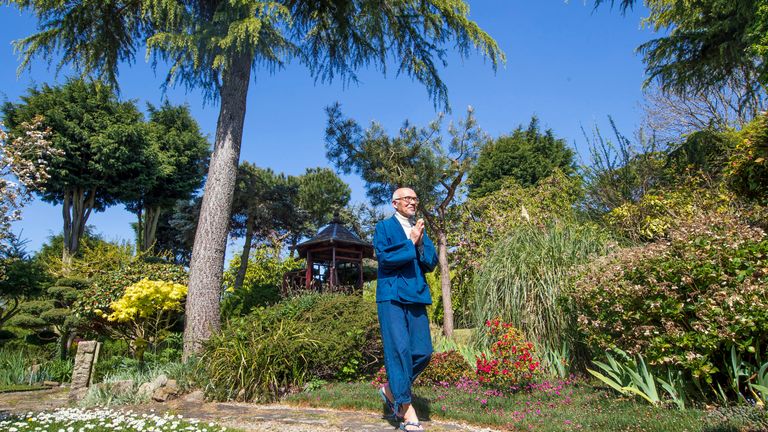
<box><xmin>475</xmin><ymin>319</ymin><xmax>541</xmax><ymax>391</ymax></box>
<box><xmin>573</xmin><ymin>211</ymin><xmax>768</xmax><ymax>400</ymax></box>
<box><xmin>473</xmin><ymin>223</ymin><xmax>611</xmax><ymax>358</ymax></box>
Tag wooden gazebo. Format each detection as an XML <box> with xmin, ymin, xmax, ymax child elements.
<box><xmin>282</xmin><ymin>215</ymin><xmax>374</xmax><ymax>296</ymax></box>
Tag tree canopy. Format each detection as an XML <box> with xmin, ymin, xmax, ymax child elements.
<box><xmin>468</xmin><ymin>117</ymin><xmax>576</xmax><ymax>198</ymax></box>
<box><xmin>2</xmin><ymin>79</ymin><xmax>152</xmax><ymax>266</ymax></box>
<box><xmin>596</xmin><ymin>0</ymin><xmax>768</xmax><ymax>98</ymax></box>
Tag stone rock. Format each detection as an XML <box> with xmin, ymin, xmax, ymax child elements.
<box><xmin>109</xmin><ymin>380</ymin><xmax>135</xmax><ymax>395</ymax></box>
<box><xmin>138</xmin><ymin>374</ymin><xmax>169</xmax><ymax>399</ymax></box>
<box><xmin>151</xmin><ymin>374</ymin><xmax>168</xmax><ymax>389</ymax></box>
<box><xmin>165</xmin><ymin>379</ymin><xmax>179</xmax><ymax>395</ymax></box>
<box><xmin>42</xmin><ymin>380</ymin><xmax>60</xmax><ymax>387</ymax></box>
<box><xmin>137</xmin><ymin>382</ymin><xmax>154</xmax><ymax>398</ymax></box>
<box><xmin>68</xmin><ymin>341</ymin><xmax>100</xmax><ymax>402</ymax></box>
<box><xmin>182</xmin><ymin>390</ymin><xmax>205</xmax><ymax>403</ymax></box>
<box><xmin>151</xmin><ymin>378</ymin><xmax>180</xmax><ymax>402</ymax></box>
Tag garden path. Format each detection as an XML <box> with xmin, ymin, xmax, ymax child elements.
<box><xmin>0</xmin><ymin>388</ymin><xmax>497</xmax><ymax>432</ymax></box>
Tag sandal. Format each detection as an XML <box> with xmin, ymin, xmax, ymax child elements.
<box><xmin>399</xmin><ymin>421</ymin><xmax>425</xmax><ymax>432</ymax></box>
<box><xmin>378</xmin><ymin>386</ymin><xmax>401</xmax><ymax>420</ymax></box>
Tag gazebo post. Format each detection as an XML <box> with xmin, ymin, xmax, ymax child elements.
<box><xmin>305</xmin><ymin>250</ymin><xmax>313</xmax><ymax>290</ymax></box>
<box><xmin>330</xmin><ymin>246</ymin><xmax>337</xmax><ymax>288</ymax></box>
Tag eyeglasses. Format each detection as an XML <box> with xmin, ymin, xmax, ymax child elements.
<box><xmin>394</xmin><ymin>196</ymin><xmax>419</xmax><ymax>204</ymax></box>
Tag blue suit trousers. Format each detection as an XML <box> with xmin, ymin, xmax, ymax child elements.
<box><xmin>377</xmin><ymin>300</ymin><xmax>433</xmax><ymax>409</ymax></box>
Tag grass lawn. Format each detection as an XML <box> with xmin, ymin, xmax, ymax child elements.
<box><xmin>0</xmin><ymin>384</ymin><xmax>49</xmax><ymax>393</ymax></box>
<box><xmin>286</xmin><ymin>378</ymin><xmax>738</xmax><ymax>432</ymax></box>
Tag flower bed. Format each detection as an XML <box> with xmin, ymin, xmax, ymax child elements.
<box><xmin>0</xmin><ymin>408</ymin><xmax>234</xmax><ymax>432</ymax></box>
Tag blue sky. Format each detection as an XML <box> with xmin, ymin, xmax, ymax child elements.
<box><xmin>1</xmin><ymin>1</ymin><xmax>654</xmax><ymax>255</ymax></box>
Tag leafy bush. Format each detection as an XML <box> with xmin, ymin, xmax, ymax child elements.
<box><xmin>475</xmin><ymin>319</ymin><xmax>541</xmax><ymax>391</ymax></box>
<box><xmin>574</xmin><ymin>211</ymin><xmax>768</xmax><ymax>399</ymax></box>
<box><xmin>371</xmin><ymin>350</ymin><xmax>472</xmax><ymax>389</ymax></box>
<box><xmin>726</xmin><ymin>112</ymin><xmax>768</xmax><ymax>204</ymax></box>
<box><xmin>199</xmin><ymin>294</ymin><xmax>381</xmax><ymax>401</ymax></box>
<box><xmin>74</xmin><ymin>258</ymin><xmax>187</xmax><ymax>337</ymax></box>
<box><xmin>473</xmin><ymin>222</ymin><xmax>612</xmax><ymax>354</ymax></box>
<box><xmin>452</xmin><ymin>171</ymin><xmax>584</xmax><ymax>328</ymax></box>
<box><xmin>95</xmin><ymin>279</ymin><xmax>187</xmax><ymax>360</ymax></box>
<box><xmin>605</xmin><ymin>183</ymin><xmax>733</xmax><ymax>241</ymax></box>
<box><xmin>221</xmin><ymin>246</ymin><xmax>302</xmax><ymax>316</ymax></box>
<box><xmin>417</xmin><ymin>350</ymin><xmax>472</xmax><ymax>386</ymax></box>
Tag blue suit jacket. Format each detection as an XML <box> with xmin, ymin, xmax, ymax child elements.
<box><xmin>373</xmin><ymin>215</ymin><xmax>439</xmax><ymax>304</ymax></box>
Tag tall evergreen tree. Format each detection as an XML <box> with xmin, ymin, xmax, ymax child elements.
<box><xmin>8</xmin><ymin>0</ymin><xmax>504</xmax><ymax>356</ymax></box>
<box><xmin>468</xmin><ymin>116</ymin><xmax>576</xmax><ymax>198</ymax></box>
<box><xmin>2</xmin><ymin>79</ymin><xmax>152</xmax><ymax>270</ymax></box>
<box><xmin>596</xmin><ymin>0</ymin><xmax>768</xmax><ymax>99</ymax></box>
<box><xmin>125</xmin><ymin>102</ymin><xmax>210</xmax><ymax>253</ymax></box>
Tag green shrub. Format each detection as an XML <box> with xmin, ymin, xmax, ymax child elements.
<box><xmin>573</xmin><ymin>211</ymin><xmax>768</xmax><ymax>399</ymax></box>
<box><xmin>416</xmin><ymin>350</ymin><xmax>472</xmax><ymax>386</ymax></box>
<box><xmin>221</xmin><ymin>246</ymin><xmax>302</xmax><ymax>316</ymax></box>
<box><xmin>41</xmin><ymin>357</ymin><xmax>73</xmax><ymax>382</ymax></box>
<box><xmin>605</xmin><ymin>183</ymin><xmax>734</xmax><ymax>242</ymax></box>
<box><xmin>200</xmin><ymin>294</ymin><xmax>381</xmax><ymax>401</ymax></box>
<box><xmin>371</xmin><ymin>350</ymin><xmax>473</xmax><ymax>389</ymax></box>
<box><xmin>726</xmin><ymin>112</ymin><xmax>768</xmax><ymax>204</ymax></box>
<box><xmin>473</xmin><ymin>222</ymin><xmax>611</xmax><ymax>355</ymax></box>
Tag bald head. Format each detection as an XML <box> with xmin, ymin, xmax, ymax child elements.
<box><xmin>392</xmin><ymin>187</ymin><xmax>418</xmax><ymax>218</ymax></box>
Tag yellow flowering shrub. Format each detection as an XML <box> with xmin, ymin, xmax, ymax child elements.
<box><xmin>106</xmin><ymin>279</ymin><xmax>187</xmax><ymax>322</ymax></box>
<box><xmin>96</xmin><ymin>279</ymin><xmax>187</xmax><ymax>360</ymax></box>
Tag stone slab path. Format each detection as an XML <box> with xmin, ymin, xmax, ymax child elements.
<box><xmin>0</xmin><ymin>388</ymin><xmax>496</xmax><ymax>432</ymax></box>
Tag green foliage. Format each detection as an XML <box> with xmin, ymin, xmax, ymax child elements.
<box><xmin>473</xmin><ymin>222</ymin><xmax>612</xmax><ymax>356</ymax></box>
<box><xmin>0</xmin><ymin>238</ymin><xmax>48</xmax><ymax>330</ymax></box>
<box><xmin>726</xmin><ymin>112</ymin><xmax>768</xmax><ymax>203</ymax></box>
<box><xmin>2</xmin><ymin>78</ymin><xmax>152</xmax><ymax>210</ymax></box>
<box><xmin>597</xmin><ymin>0</ymin><xmax>768</xmax><ymax>100</ymax></box>
<box><xmin>468</xmin><ymin>116</ymin><xmax>576</xmax><ymax>198</ymax></box>
<box><xmin>34</xmin><ymin>229</ymin><xmax>133</xmax><ymax>280</ymax></box>
<box><xmin>372</xmin><ymin>350</ymin><xmax>472</xmax><ymax>388</ymax></box>
<box><xmin>296</xmin><ymin>167</ymin><xmax>351</xmax><ymax>233</ymax></box>
<box><xmin>580</xmin><ymin>118</ymin><xmax>667</xmax><ymax>215</ymax></box>
<box><xmin>221</xmin><ymin>246</ymin><xmax>302</xmax><ymax>316</ymax></box>
<box><xmin>452</xmin><ymin>171</ymin><xmax>584</xmax><ymax>329</ymax></box>
<box><xmin>455</xmin><ymin>170</ymin><xmax>584</xmax><ymax>269</ymax></box>
<box><xmin>574</xmin><ymin>210</ymin><xmax>768</xmax><ymax>399</ymax></box>
<box><xmin>126</xmin><ymin>102</ymin><xmax>209</xmax><ymax>253</ymax></box>
<box><xmin>75</xmin><ymin>258</ymin><xmax>187</xmax><ymax>321</ymax></box>
<box><xmin>12</xmin><ymin>278</ymin><xmax>89</xmax><ymax>358</ymax></box>
<box><xmin>97</xmin><ymin>279</ymin><xmax>187</xmax><ymax>360</ymax></box>
<box><xmin>605</xmin><ymin>183</ymin><xmax>734</xmax><ymax>242</ymax></box>
<box><xmin>587</xmin><ymin>348</ymin><xmax>685</xmax><ymax>409</ymax></box>
<box><xmin>9</xmin><ymin>0</ymin><xmax>503</xmax><ymax>109</ymax></box>
<box><xmin>200</xmin><ymin>294</ymin><xmax>381</xmax><ymax>401</ymax></box>
<box><xmin>417</xmin><ymin>350</ymin><xmax>472</xmax><ymax>386</ymax></box>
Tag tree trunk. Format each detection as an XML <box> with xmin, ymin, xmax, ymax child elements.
<box><xmin>233</xmin><ymin>215</ymin><xmax>254</xmax><ymax>292</ymax></box>
<box><xmin>183</xmin><ymin>53</ymin><xmax>253</xmax><ymax>360</ymax></box>
<box><xmin>141</xmin><ymin>205</ymin><xmax>162</xmax><ymax>253</ymax></box>
<box><xmin>61</xmin><ymin>187</ymin><xmax>96</xmax><ymax>273</ymax></box>
<box><xmin>437</xmin><ymin>228</ymin><xmax>454</xmax><ymax>338</ymax></box>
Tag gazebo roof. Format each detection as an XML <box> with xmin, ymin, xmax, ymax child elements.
<box><xmin>295</xmin><ymin>215</ymin><xmax>374</xmax><ymax>259</ymax></box>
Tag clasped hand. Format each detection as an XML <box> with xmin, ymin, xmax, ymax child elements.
<box><xmin>409</xmin><ymin>219</ymin><xmax>425</xmax><ymax>245</ymax></box>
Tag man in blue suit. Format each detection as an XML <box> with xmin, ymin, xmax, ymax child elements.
<box><xmin>374</xmin><ymin>187</ymin><xmax>438</xmax><ymax>432</ymax></box>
